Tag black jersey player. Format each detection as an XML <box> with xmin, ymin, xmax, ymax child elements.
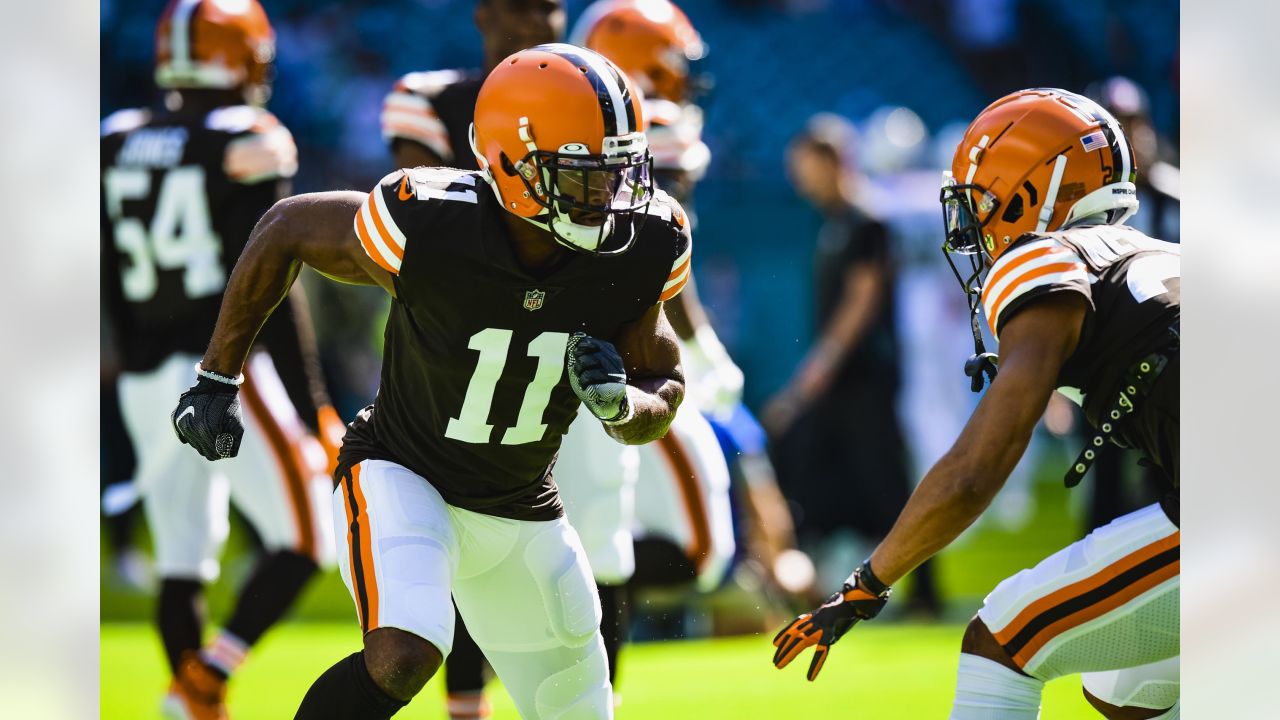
<box><xmin>773</xmin><ymin>89</ymin><xmax>1180</xmax><ymax>719</ymax></box>
<box><xmin>381</xmin><ymin>0</ymin><xmax>564</xmax><ymax>171</ymax></box>
<box><xmin>101</xmin><ymin>1</ymin><xmax>345</xmax><ymax>718</ymax></box>
<box><xmin>173</xmin><ymin>45</ymin><xmax>689</xmax><ymax>720</ymax></box>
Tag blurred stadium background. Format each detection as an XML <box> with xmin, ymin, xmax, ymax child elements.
<box><xmin>101</xmin><ymin>0</ymin><xmax>1178</xmax><ymax>717</ymax></box>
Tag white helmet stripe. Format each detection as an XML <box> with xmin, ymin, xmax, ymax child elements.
<box><xmin>171</xmin><ymin>0</ymin><xmax>203</xmax><ymax>69</ymax></box>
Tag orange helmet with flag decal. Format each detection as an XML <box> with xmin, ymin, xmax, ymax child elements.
<box><xmin>469</xmin><ymin>43</ymin><xmax>652</xmax><ymax>254</ymax></box>
<box><xmin>941</xmin><ymin>88</ymin><xmax>1139</xmax><ymax>266</ymax></box>
<box><xmin>155</xmin><ymin>0</ymin><xmax>276</xmax><ymax>100</ymax></box>
<box><xmin>571</xmin><ymin>0</ymin><xmax>706</xmax><ymax>103</ymax></box>
<box><xmin>940</xmin><ymin>88</ymin><xmax>1141</xmax><ymax>392</ymax></box>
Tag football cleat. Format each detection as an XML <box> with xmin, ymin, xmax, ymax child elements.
<box><xmin>162</xmin><ymin>651</ymin><xmax>229</xmax><ymax>720</ymax></box>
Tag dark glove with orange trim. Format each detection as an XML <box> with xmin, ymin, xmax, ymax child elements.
<box><xmin>772</xmin><ymin>562</ymin><xmax>892</xmax><ymax>681</ymax></box>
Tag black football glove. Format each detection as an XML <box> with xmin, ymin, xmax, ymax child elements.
<box><xmin>772</xmin><ymin>563</ymin><xmax>892</xmax><ymax>681</ymax></box>
<box><xmin>172</xmin><ymin>374</ymin><xmax>245</xmax><ymax>461</ymax></box>
<box><xmin>566</xmin><ymin>332</ymin><xmax>631</xmax><ymax>423</ymax></box>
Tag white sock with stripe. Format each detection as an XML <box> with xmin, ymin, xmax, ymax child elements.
<box><xmin>949</xmin><ymin>653</ymin><xmax>1044</xmax><ymax>719</ymax></box>
<box><xmin>201</xmin><ymin>630</ymin><xmax>249</xmax><ymax>678</ymax></box>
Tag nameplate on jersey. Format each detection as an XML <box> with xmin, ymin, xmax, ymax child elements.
<box><xmin>403</xmin><ymin>167</ymin><xmax>478</xmax><ymax>204</ymax></box>
<box><xmin>116</xmin><ymin>127</ymin><xmax>188</xmax><ymax>168</ymax></box>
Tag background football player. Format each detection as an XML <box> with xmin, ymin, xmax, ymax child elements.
<box><xmin>101</xmin><ymin>1</ymin><xmax>343</xmax><ymax>717</ymax></box>
<box><xmin>381</xmin><ymin>0</ymin><xmax>566</xmax><ymax>171</ymax></box>
<box><xmin>772</xmin><ymin>89</ymin><xmax>1180</xmax><ymax>719</ymax></box>
<box><xmin>570</xmin><ymin>0</ymin><xmax>806</xmax><ymax>686</ymax></box>
<box><xmin>173</xmin><ymin>45</ymin><xmax>692</xmax><ymax>720</ymax></box>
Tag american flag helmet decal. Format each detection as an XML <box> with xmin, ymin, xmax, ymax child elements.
<box><xmin>1079</xmin><ymin>129</ymin><xmax>1108</xmax><ymax>153</ymax></box>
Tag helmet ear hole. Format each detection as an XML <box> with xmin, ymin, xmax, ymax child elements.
<box><xmin>499</xmin><ymin>152</ymin><xmax>519</xmax><ymax>177</ymax></box>
<box><xmin>1001</xmin><ymin>193</ymin><xmax>1024</xmax><ymax>224</ymax></box>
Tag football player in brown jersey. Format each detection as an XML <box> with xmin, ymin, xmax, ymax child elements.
<box><xmin>772</xmin><ymin>89</ymin><xmax>1180</xmax><ymax>719</ymax></box>
<box><xmin>381</xmin><ymin>0</ymin><xmax>565</xmax><ymax>171</ymax></box>
<box><xmin>102</xmin><ymin>2</ymin><xmax>346</xmax><ymax>718</ymax></box>
<box><xmin>173</xmin><ymin>45</ymin><xmax>691</xmax><ymax>720</ymax></box>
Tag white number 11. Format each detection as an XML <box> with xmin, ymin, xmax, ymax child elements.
<box><xmin>444</xmin><ymin>329</ymin><xmax>569</xmax><ymax>445</ymax></box>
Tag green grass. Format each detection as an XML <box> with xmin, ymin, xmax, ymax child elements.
<box><xmin>102</xmin><ymin>436</ymin><xmax>1107</xmax><ymax>717</ymax></box>
<box><xmin>101</xmin><ymin>622</ymin><xmax>1097</xmax><ymax>719</ymax></box>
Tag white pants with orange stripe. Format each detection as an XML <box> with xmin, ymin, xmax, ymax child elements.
<box><xmin>633</xmin><ymin>406</ymin><xmax>736</xmax><ymax>592</ymax></box>
<box><xmin>554</xmin><ymin>405</ymin><xmax>640</xmax><ymax>585</ymax></box>
<box><xmin>119</xmin><ymin>353</ymin><xmax>335</xmax><ymax>581</ymax></box>
<box><xmin>333</xmin><ymin>459</ymin><xmax>613</xmax><ymax>719</ymax></box>
<box><xmin>977</xmin><ymin>503</ymin><xmax>1179</xmax><ymax>696</ymax></box>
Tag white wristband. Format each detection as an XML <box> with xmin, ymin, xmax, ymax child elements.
<box><xmin>195</xmin><ymin>363</ymin><xmax>244</xmax><ymax>386</ymax></box>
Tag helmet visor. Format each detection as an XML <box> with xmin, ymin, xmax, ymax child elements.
<box><xmin>530</xmin><ymin>149</ymin><xmax>653</xmax><ymax>225</ymax></box>
<box><xmin>939</xmin><ymin>172</ymin><xmax>994</xmax><ymax>298</ymax></box>
<box><xmin>939</xmin><ymin>172</ymin><xmax>989</xmax><ymax>255</ymax></box>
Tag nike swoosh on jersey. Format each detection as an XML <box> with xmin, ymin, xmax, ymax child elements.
<box><xmin>177</xmin><ymin>406</ymin><xmax>196</xmax><ymax>424</ymax></box>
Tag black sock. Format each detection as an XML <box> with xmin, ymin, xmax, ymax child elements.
<box><xmin>223</xmin><ymin>550</ymin><xmax>317</xmax><ymax>647</ymax></box>
<box><xmin>158</xmin><ymin>578</ymin><xmax>204</xmax><ymax>674</ymax></box>
<box><xmin>444</xmin><ymin>605</ymin><xmax>488</xmax><ymax>694</ymax></box>
<box><xmin>630</xmin><ymin>538</ymin><xmax>697</xmax><ymax>586</ymax></box>
<box><xmin>295</xmin><ymin>651</ymin><xmax>408</xmax><ymax>720</ymax></box>
<box><xmin>598</xmin><ymin>583</ymin><xmax>628</xmax><ymax>685</ymax></box>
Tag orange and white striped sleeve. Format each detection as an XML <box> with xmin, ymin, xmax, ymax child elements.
<box><xmin>380</xmin><ymin>72</ymin><xmax>454</xmax><ymax>162</ymax></box>
<box><xmin>981</xmin><ymin>237</ymin><xmax>1093</xmax><ymax>338</ymax></box>
<box><xmin>353</xmin><ymin>172</ymin><xmax>411</xmax><ymax>275</ymax></box>
<box><xmin>658</xmin><ymin>206</ymin><xmax>693</xmax><ymax>303</ymax></box>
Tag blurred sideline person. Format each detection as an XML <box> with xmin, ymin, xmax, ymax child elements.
<box><xmin>572</xmin><ymin>0</ymin><xmax>801</xmax><ymax>683</ymax></box>
<box><xmin>173</xmin><ymin>45</ymin><xmax>691</xmax><ymax>720</ymax></box>
<box><xmin>101</xmin><ymin>1</ymin><xmax>343</xmax><ymax>717</ymax></box>
<box><xmin>774</xmin><ymin>89</ymin><xmax>1180</xmax><ymax>719</ymax></box>
<box><xmin>765</xmin><ymin>114</ymin><xmax>939</xmax><ymax>614</ymax></box>
<box><xmin>381</xmin><ymin>3</ymin><xmax>565</xmax><ymax>717</ymax></box>
<box><xmin>1087</xmin><ymin>76</ymin><xmax>1179</xmax><ymax>244</ymax></box>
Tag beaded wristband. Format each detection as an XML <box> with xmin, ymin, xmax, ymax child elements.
<box><xmin>195</xmin><ymin>363</ymin><xmax>244</xmax><ymax>386</ymax></box>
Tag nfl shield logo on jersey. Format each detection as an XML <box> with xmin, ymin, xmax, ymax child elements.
<box><xmin>523</xmin><ymin>289</ymin><xmax>546</xmax><ymax>311</ymax></box>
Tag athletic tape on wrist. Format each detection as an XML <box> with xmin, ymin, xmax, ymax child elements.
<box><xmin>195</xmin><ymin>363</ymin><xmax>244</xmax><ymax>386</ymax></box>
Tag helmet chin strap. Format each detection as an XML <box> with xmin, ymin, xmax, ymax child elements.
<box><xmin>1036</xmin><ymin>154</ymin><xmax>1069</xmax><ymax>232</ymax></box>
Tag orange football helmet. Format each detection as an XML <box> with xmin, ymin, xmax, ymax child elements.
<box><xmin>155</xmin><ymin>0</ymin><xmax>275</xmax><ymax>99</ymax></box>
<box><xmin>470</xmin><ymin>44</ymin><xmax>652</xmax><ymax>254</ymax></box>
<box><xmin>940</xmin><ymin>88</ymin><xmax>1139</xmax><ymax>391</ymax></box>
<box><xmin>570</xmin><ymin>0</ymin><xmax>707</xmax><ymax>103</ymax></box>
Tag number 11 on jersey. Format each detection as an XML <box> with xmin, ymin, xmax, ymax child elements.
<box><xmin>445</xmin><ymin>329</ymin><xmax>570</xmax><ymax>445</ymax></box>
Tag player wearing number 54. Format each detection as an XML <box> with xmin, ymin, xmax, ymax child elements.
<box><xmin>171</xmin><ymin>44</ymin><xmax>689</xmax><ymax>720</ymax></box>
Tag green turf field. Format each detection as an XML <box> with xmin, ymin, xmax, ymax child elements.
<box><xmin>102</xmin><ymin>621</ymin><xmax>1097</xmax><ymax>718</ymax></box>
<box><xmin>103</xmin><ymin>441</ymin><xmax>1115</xmax><ymax>718</ymax></box>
